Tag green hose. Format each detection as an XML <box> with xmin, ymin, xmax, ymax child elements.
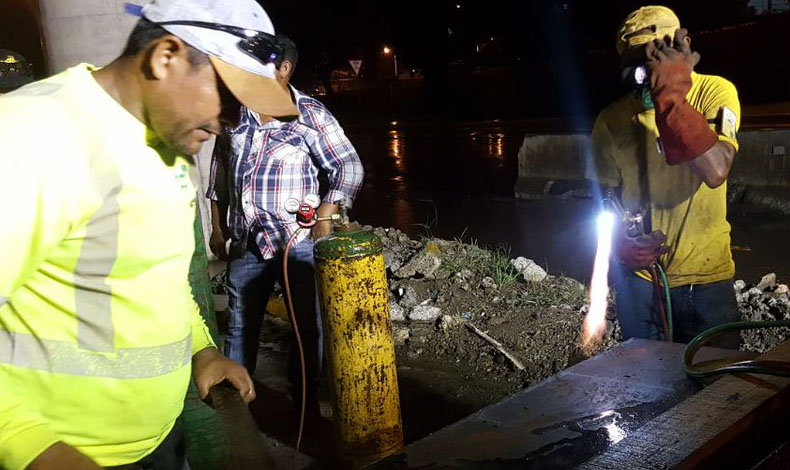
<box><xmin>683</xmin><ymin>319</ymin><xmax>790</xmax><ymax>379</ymax></box>
<box><xmin>656</xmin><ymin>263</ymin><xmax>673</xmax><ymax>341</ymax></box>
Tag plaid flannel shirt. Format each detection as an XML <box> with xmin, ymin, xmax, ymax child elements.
<box><xmin>207</xmin><ymin>86</ymin><xmax>364</xmax><ymax>260</ymax></box>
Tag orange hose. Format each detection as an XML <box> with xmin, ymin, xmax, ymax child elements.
<box><xmin>283</xmin><ymin>228</ymin><xmax>308</xmax><ymax>458</ymax></box>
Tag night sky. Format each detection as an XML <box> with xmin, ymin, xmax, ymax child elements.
<box><xmin>260</xmin><ymin>0</ymin><xmax>787</xmax><ymax>121</ymax></box>
<box><xmin>263</xmin><ymin>0</ymin><xmax>755</xmax><ymax>70</ymax></box>
<box><xmin>1</xmin><ymin>1</ymin><xmax>785</xmax><ymax>120</ymax></box>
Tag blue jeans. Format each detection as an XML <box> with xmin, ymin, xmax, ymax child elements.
<box><xmin>612</xmin><ymin>264</ymin><xmax>741</xmax><ymax>348</ymax></box>
<box><xmin>224</xmin><ymin>239</ymin><xmax>323</xmax><ymax>398</ymax></box>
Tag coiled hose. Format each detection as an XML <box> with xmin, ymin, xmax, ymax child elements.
<box><xmin>683</xmin><ymin>319</ymin><xmax>790</xmax><ymax>379</ymax></box>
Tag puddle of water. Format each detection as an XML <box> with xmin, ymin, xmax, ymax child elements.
<box><xmin>347</xmin><ymin>120</ymin><xmax>790</xmax><ymax>284</ymax></box>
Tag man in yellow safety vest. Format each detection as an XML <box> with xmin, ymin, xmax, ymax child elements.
<box><xmin>0</xmin><ymin>0</ymin><xmax>298</xmax><ymax>468</ymax></box>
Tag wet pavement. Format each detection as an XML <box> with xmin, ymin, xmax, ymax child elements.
<box><xmin>346</xmin><ymin>120</ymin><xmax>790</xmax><ymax>283</ymax></box>
<box><xmin>394</xmin><ymin>339</ymin><xmax>753</xmax><ymax>469</ymax></box>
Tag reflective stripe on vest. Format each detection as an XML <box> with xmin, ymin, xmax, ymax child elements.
<box><xmin>0</xmin><ymin>330</ymin><xmax>191</xmax><ymax>379</ymax></box>
<box><xmin>0</xmin><ymin>296</ymin><xmax>6</xmax><ymax>308</ymax></box>
<box><xmin>74</xmin><ymin>158</ymin><xmax>122</xmax><ymax>353</ymax></box>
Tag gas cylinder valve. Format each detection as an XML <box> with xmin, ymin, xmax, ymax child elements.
<box><xmin>285</xmin><ymin>195</ymin><xmax>346</xmax><ymax>228</ymax></box>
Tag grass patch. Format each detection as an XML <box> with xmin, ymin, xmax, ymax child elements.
<box><xmin>434</xmin><ymin>238</ymin><xmax>586</xmax><ymax>307</ymax></box>
<box><xmin>441</xmin><ymin>238</ymin><xmax>492</xmax><ymax>275</ymax></box>
<box><xmin>522</xmin><ymin>276</ymin><xmax>587</xmax><ymax>308</ymax></box>
<box><xmin>490</xmin><ymin>246</ymin><xmax>520</xmax><ymax>290</ymax></box>
<box><xmin>440</xmin><ymin>240</ymin><xmax>520</xmax><ymax>289</ymax></box>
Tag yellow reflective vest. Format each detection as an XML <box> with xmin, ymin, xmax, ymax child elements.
<box><xmin>0</xmin><ymin>65</ymin><xmax>215</xmax><ymax>468</ymax></box>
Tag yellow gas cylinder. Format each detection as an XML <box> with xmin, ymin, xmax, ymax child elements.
<box><xmin>314</xmin><ymin>225</ymin><xmax>404</xmax><ymax>467</ymax></box>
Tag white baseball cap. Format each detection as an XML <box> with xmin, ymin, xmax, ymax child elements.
<box><xmin>134</xmin><ymin>0</ymin><xmax>298</xmax><ymax>118</ymax></box>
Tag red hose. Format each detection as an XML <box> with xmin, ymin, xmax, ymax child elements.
<box><xmin>283</xmin><ymin>229</ymin><xmax>308</xmax><ymax>458</ymax></box>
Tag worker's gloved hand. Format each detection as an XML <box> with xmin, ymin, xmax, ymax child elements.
<box><xmin>615</xmin><ymin>230</ymin><xmax>669</xmax><ymax>270</ymax></box>
<box><xmin>646</xmin><ymin>28</ymin><xmax>717</xmax><ymax>165</ymax></box>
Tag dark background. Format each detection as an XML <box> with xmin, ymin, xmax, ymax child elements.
<box><xmin>2</xmin><ymin>0</ymin><xmax>788</xmax><ymax>121</ymax></box>
<box><xmin>260</xmin><ymin>0</ymin><xmax>789</xmax><ymax>122</ymax></box>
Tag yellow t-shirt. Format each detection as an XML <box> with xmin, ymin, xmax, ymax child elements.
<box><xmin>588</xmin><ymin>72</ymin><xmax>741</xmax><ymax>287</ymax></box>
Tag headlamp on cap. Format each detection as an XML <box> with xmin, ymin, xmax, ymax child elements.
<box><xmin>622</xmin><ymin>64</ymin><xmax>650</xmax><ymax>89</ymax></box>
<box><xmin>155</xmin><ymin>20</ymin><xmax>285</xmax><ymax>68</ymax></box>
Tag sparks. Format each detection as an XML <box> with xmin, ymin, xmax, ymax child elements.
<box><xmin>582</xmin><ymin>211</ymin><xmax>615</xmax><ymax>353</ymax></box>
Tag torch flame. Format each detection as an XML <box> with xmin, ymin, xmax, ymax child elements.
<box><xmin>582</xmin><ymin>211</ymin><xmax>615</xmax><ymax>354</ymax></box>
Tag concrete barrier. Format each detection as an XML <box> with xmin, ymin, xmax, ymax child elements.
<box><xmin>514</xmin><ymin>129</ymin><xmax>790</xmax><ymax>212</ymax></box>
<box><xmin>513</xmin><ymin>133</ymin><xmax>590</xmax><ymax>199</ymax></box>
<box><xmin>730</xmin><ymin>130</ymin><xmax>790</xmax><ymax>187</ymax></box>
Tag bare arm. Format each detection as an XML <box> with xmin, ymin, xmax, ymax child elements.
<box><xmin>209</xmin><ymin>201</ymin><xmax>228</xmax><ymax>261</ymax></box>
<box><xmin>312</xmin><ymin>202</ymin><xmax>339</xmax><ymax>240</ymax></box>
<box><xmin>688</xmin><ymin>141</ymin><xmax>736</xmax><ymax>189</ymax></box>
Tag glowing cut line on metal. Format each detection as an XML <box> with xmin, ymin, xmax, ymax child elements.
<box><xmin>582</xmin><ymin>211</ymin><xmax>615</xmax><ymax>352</ymax></box>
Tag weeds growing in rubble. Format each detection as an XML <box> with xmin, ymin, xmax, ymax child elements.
<box><xmin>490</xmin><ymin>247</ymin><xmax>520</xmax><ymax>290</ymax></box>
<box><xmin>523</xmin><ymin>276</ymin><xmax>587</xmax><ymax>308</ymax></box>
<box><xmin>440</xmin><ymin>239</ymin><xmax>521</xmax><ymax>291</ymax></box>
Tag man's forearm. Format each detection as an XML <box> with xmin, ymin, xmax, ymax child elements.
<box><xmin>317</xmin><ymin>202</ymin><xmax>339</xmax><ymax>219</ymax></box>
<box><xmin>210</xmin><ymin>201</ymin><xmax>228</xmax><ymax>237</ymax></box>
<box><xmin>687</xmin><ymin>141</ymin><xmax>736</xmax><ymax>189</ymax></box>
<box><xmin>311</xmin><ymin>203</ymin><xmax>339</xmax><ymax>240</ymax></box>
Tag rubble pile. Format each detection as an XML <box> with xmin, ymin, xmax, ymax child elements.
<box><xmin>210</xmin><ymin>227</ymin><xmax>622</xmax><ymax>406</ymax></box>
<box><xmin>737</xmin><ymin>273</ymin><xmax>790</xmax><ymax>353</ymax></box>
<box><xmin>365</xmin><ymin>226</ymin><xmax>619</xmax><ymax>400</ymax></box>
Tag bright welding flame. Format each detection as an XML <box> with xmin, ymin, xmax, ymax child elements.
<box><xmin>582</xmin><ymin>211</ymin><xmax>615</xmax><ymax>354</ymax></box>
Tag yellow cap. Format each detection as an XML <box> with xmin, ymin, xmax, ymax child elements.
<box><xmin>616</xmin><ymin>5</ymin><xmax>680</xmax><ymax>56</ymax></box>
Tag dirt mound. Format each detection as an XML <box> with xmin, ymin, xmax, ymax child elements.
<box><xmin>209</xmin><ymin>227</ymin><xmax>790</xmax><ymax>413</ymax></box>
<box><xmin>368</xmin><ymin>226</ymin><xmax>620</xmax><ymax>408</ymax></box>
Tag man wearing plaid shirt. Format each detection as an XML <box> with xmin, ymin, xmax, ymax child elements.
<box><xmin>207</xmin><ymin>36</ymin><xmax>364</xmax><ymax>413</ymax></box>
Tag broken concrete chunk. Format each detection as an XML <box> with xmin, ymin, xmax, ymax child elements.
<box><xmin>383</xmin><ymin>250</ymin><xmax>403</xmax><ymax>272</ymax></box>
<box><xmin>510</xmin><ymin>257</ymin><xmax>548</xmax><ymax>282</ymax></box>
<box><xmin>409</xmin><ymin>305</ymin><xmax>442</xmax><ymax>322</ymax></box>
<box><xmin>395</xmin><ymin>242</ymin><xmax>443</xmax><ymax>279</ymax></box>
<box><xmin>747</xmin><ymin>287</ymin><xmax>763</xmax><ymax>299</ymax></box>
<box><xmin>757</xmin><ymin>273</ymin><xmax>777</xmax><ymax>291</ymax></box>
<box><xmin>481</xmin><ymin>277</ymin><xmax>497</xmax><ymax>290</ymax></box>
<box><xmin>437</xmin><ymin>315</ymin><xmax>462</xmax><ymax>331</ymax></box>
<box><xmin>392</xmin><ymin>325</ymin><xmax>411</xmax><ymax>346</ymax></box>
<box><xmin>398</xmin><ymin>285</ymin><xmax>419</xmax><ymax>309</ymax></box>
<box><xmin>390</xmin><ymin>302</ymin><xmax>406</xmax><ymax>322</ymax></box>
<box><xmin>733</xmin><ymin>280</ymin><xmax>746</xmax><ymax>292</ymax></box>
<box><xmin>455</xmin><ymin>269</ymin><xmax>475</xmax><ymax>282</ymax></box>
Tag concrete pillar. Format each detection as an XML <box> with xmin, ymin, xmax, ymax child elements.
<box><xmin>38</xmin><ymin>0</ymin><xmax>141</xmax><ymax>73</ymax></box>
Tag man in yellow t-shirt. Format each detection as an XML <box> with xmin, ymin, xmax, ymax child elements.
<box><xmin>0</xmin><ymin>0</ymin><xmax>300</xmax><ymax>469</ymax></box>
<box><xmin>587</xmin><ymin>6</ymin><xmax>741</xmax><ymax>347</ymax></box>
